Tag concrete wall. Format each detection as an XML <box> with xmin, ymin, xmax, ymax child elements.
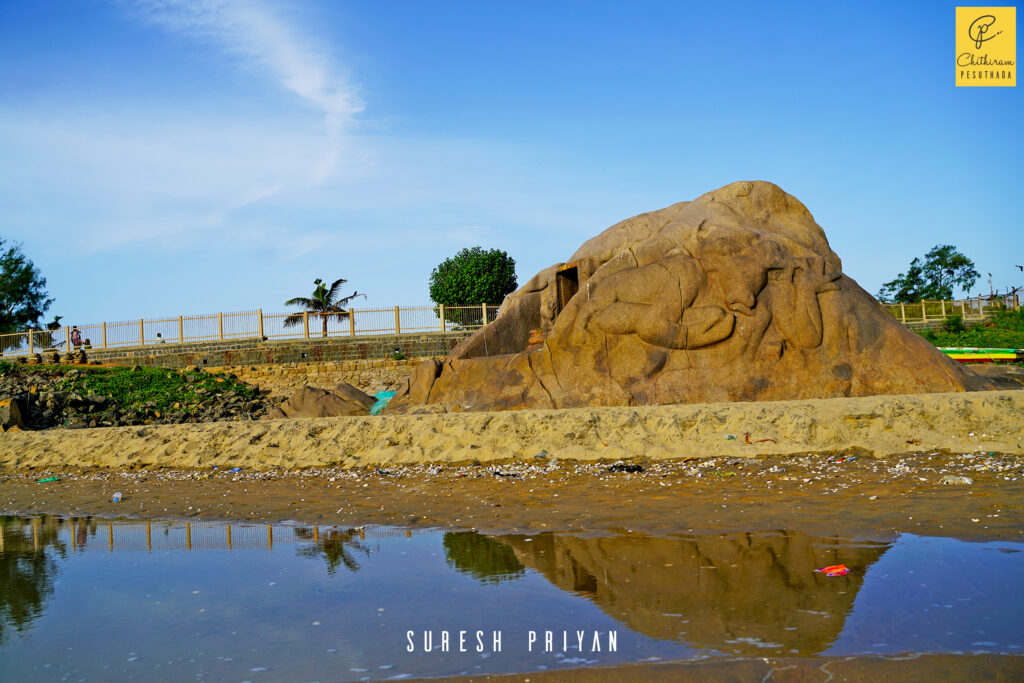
<box><xmin>47</xmin><ymin>332</ymin><xmax>472</xmax><ymax>369</ymax></box>
<box><xmin>210</xmin><ymin>358</ymin><xmax>428</xmax><ymax>400</ymax></box>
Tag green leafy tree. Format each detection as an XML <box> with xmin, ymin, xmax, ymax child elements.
<box><xmin>283</xmin><ymin>278</ymin><xmax>365</xmax><ymax>337</ymax></box>
<box><xmin>0</xmin><ymin>239</ymin><xmax>53</xmax><ymax>333</ymax></box>
<box><xmin>429</xmin><ymin>247</ymin><xmax>517</xmax><ymax>324</ymax></box>
<box><xmin>877</xmin><ymin>244</ymin><xmax>979</xmax><ymax>302</ymax></box>
<box><xmin>442</xmin><ymin>532</ymin><xmax>525</xmax><ymax>585</ymax></box>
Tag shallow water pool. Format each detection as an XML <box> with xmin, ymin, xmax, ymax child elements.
<box><xmin>1</xmin><ymin>516</ymin><xmax>1022</xmax><ymax>681</ymax></box>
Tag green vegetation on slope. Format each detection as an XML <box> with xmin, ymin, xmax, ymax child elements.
<box><xmin>918</xmin><ymin>309</ymin><xmax>1024</xmax><ymax>349</ymax></box>
<box><xmin>56</xmin><ymin>365</ymin><xmax>258</xmax><ymax>413</ymax></box>
<box><xmin>0</xmin><ymin>363</ymin><xmax>265</xmax><ymax>428</ymax></box>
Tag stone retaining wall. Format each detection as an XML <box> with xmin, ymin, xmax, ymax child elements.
<box><xmin>30</xmin><ymin>332</ymin><xmax>471</xmax><ymax>369</ymax></box>
<box><xmin>209</xmin><ymin>358</ymin><xmax>430</xmax><ymax>400</ymax></box>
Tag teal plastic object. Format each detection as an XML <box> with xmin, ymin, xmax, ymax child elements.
<box><xmin>370</xmin><ymin>391</ymin><xmax>397</xmax><ymax>415</ymax></box>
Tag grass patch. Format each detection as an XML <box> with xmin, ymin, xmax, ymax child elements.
<box><xmin>58</xmin><ymin>366</ymin><xmax>257</xmax><ymax>414</ymax></box>
<box><xmin>918</xmin><ymin>308</ymin><xmax>1024</xmax><ymax>349</ymax></box>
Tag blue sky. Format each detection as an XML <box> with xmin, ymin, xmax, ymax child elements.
<box><xmin>0</xmin><ymin>0</ymin><xmax>1020</xmax><ymax>325</ymax></box>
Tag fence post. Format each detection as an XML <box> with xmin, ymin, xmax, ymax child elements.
<box><xmin>65</xmin><ymin>326</ymin><xmax>70</xmax><ymax>351</ymax></box>
<box><xmin>394</xmin><ymin>306</ymin><xmax>401</xmax><ymax>335</ymax></box>
<box><xmin>978</xmin><ymin>295</ymin><xmax>983</xmax><ymax>316</ymax></box>
<box><xmin>257</xmin><ymin>309</ymin><xmax>264</xmax><ymax>340</ymax></box>
<box><xmin>439</xmin><ymin>304</ymin><xmax>445</xmax><ymax>332</ymax></box>
<box><xmin>28</xmin><ymin>330</ymin><xmax>33</xmax><ymax>355</ymax></box>
<box><xmin>139</xmin><ymin>319</ymin><xmax>145</xmax><ymax>346</ymax></box>
<box><xmin>481</xmin><ymin>302</ymin><xmax>488</xmax><ymax>326</ymax></box>
<box><xmin>941</xmin><ymin>300</ymin><xmax>946</xmax><ymax>317</ymax></box>
<box><xmin>961</xmin><ymin>300</ymin><xmax>967</xmax><ymax>317</ymax></box>
<box><xmin>102</xmin><ymin>322</ymin><xmax>107</xmax><ymax>349</ymax></box>
<box><xmin>218</xmin><ymin>312</ymin><xmax>224</xmax><ymax>341</ymax></box>
<box><xmin>178</xmin><ymin>316</ymin><xmax>184</xmax><ymax>344</ymax></box>
<box><xmin>349</xmin><ymin>309</ymin><xmax>356</xmax><ymax>337</ymax></box>
<box><xmin>921</xmin><ymin>301</ymin><xmax>927</xmax><ymax>321</ymax></box>
<box><xmin>303</xmin><ymin>311</ymin><xmax>309</xmax><ymax>339</ymax></box>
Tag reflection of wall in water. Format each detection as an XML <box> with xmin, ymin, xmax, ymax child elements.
<box><xmin>495</xmin><ymin>531</ymin><xmax>889</xmax><ymax>656</ymax></box>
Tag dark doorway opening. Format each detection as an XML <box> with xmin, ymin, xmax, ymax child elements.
<box><xmin>556</xmin><ymin>266</ymin><xmax>579</xmax><ymax>315</ymax></box>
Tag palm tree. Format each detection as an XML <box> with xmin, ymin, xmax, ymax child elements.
<box><xmin>283</xmin><ymin>278</ymin><xmax>365</xmax><ymax>337</ymax></box>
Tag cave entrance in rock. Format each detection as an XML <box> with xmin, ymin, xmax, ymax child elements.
<box><xmin>556</xmin><ymin>266</ymin><xmax>579</xmax><ymax>316</ymax></box>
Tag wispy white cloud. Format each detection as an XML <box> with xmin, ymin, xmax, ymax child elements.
<box><xmin>0</xmin><ymin>1</ymin><xmax>368</xmax><ymax>255</ymax></box>
<box><xmin>130</xmin><ymin>0</ymin><xmax>362</xmax><ymax>182</ymax></box>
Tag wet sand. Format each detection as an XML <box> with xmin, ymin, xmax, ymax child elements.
<box><xmin>3</xmin><ymin>450</ymin><xmax>1022</xmax><ymax>541</ymax></box>
<box><xmin>413</xmin><ymin>653</ymin><xmax>1024</xmax><ymax>682</ymax></box>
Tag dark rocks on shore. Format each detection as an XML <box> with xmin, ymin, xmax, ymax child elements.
<box><xmin>0</xmin><ymin>367</ymin><xmax>275</xmax><ymax>431</ymax></box>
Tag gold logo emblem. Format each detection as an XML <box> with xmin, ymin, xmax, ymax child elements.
<box><xmin>956</xmin><ymin>7</ymin><xmax>1016</xmax><ymax>86</ymax></box>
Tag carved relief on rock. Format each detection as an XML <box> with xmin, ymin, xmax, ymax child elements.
<box><xmin>388</xmin><ymin>181</ymin><xmax>994</xmax><ymax>413</ymax></box>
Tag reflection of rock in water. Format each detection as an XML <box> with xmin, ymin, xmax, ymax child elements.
<box><xmin>442</xmin><ymin>532</ymin><xmax>525</xmax><ymax>584</ymax></box>
<box><xmin>0</xmin><ymin>516</ymin><xmax>67</xmax><ymax>645</ymax></box>
<box><xmin>495</xmin><ymin>531</ymin><xmax>889</xmax><ymax>656</ymax></box>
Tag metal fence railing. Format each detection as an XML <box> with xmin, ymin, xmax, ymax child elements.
<box><xmin>0</xmin><ymin>304</ymin><xmax>500</xmax><ymax>358</ymax></box>
<box><xmin>881</xmin><ymin>292</ymin><xmax>1020</xmax><ymax>324</ymax></box>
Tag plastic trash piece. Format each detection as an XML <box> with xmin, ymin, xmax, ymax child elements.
<box><xmin>744</xmin><ymin>432</ymin><xmax>777</xmax><ymax>444</ymax></box>
<box><xmin>36</xmin><ymin>476</ymin><xmax>60</xmax><ymax>483</ymax></box>
<box><xmin>815</xmin><ymin>564</ymin><xmax>849</xmax><ymax>577</ymax></box>
<box><xmin>608</xmin><ymin>463</ymin><xmax>644</xmax><ymax>473</ymax></box>
<box><xmin>111</xmin><ymin>492</ymin><xmax>123</xmax><ymax>503</ymax></box>
<box><xmin>229</xmin><ymin>467</ymin><xmax>242</xmax><ymax>473</ymax></box>
<box><xmin>724</xmin><ymin>434</ymin><xmax>737</xmax><ymax>440</ymax></box>
<box><xmin>370</xmin><ymin>391</ymin><xmax>397</xmax><ymax>416</ymax></box>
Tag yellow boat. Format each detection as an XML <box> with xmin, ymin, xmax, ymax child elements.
<box><xmin>940</xmin><ymin>348</ymin><xmax>1024</xmax><ymax>363</ymax></box>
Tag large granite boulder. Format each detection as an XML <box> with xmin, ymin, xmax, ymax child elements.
<box><xmin>266</xmin><ymin>382</ymin><xmax>375</xmax><ymax>419</ymax></box>
<box><xmin>0</xmin><ymin>398</ymin><xmax>25</xmax><ymax>431</ymax></box>
<box><xmin>393</xmin><ymin>181</ymin><xmax>994</xmax><ymax>413</ymax></box>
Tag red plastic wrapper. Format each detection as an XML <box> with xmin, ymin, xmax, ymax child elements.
<box><xmin>815</xmin><ymin>564</ymin><xmax>850</xmax><ymax>577</ymax></box>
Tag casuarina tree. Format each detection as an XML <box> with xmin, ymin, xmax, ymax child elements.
<box><xmin>429</xmin><ymin>247</ymin><xmax>517</xmax><ymax>325</ymax></box>
<box><xmin>0</xmin><ymin>238</ymin><xmax>53</xmax><ymax>333</ymax></box>
<box><xmin>284</xmin><ymin>278</ymin><xmax>365</xmax><ymax>337</ymax></box>
<box><xmin>877</xmin><ymin>244</ymin><xmax>979</xmax><ymax>303</ymax></box>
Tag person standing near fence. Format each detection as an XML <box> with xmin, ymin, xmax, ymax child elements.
<box><xmin>70</xmin><ymin>326</ymin><xmax>82</xmax><ymax>348</ymax></box>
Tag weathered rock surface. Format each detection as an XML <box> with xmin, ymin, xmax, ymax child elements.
<box><xmin>266</xmin><ymin>383</ymin><xmax>374</xmax><ymax>419</ymax></box>
<box><xmin>0</xmin><ymin>398</ymin><xmax>25</xmax><ymax>431</ymax></box>
<box><xmin>399</xmin><ymin>181</ymin><xmax>995</xmax><ymax>412</ymax></box>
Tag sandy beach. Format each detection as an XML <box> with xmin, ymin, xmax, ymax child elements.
<box><xmin>1</xmin><ymin>390</ymin><xmax>1021</xmax><ymax>471</ymax></box>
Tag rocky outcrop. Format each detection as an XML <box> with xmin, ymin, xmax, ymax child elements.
<box><xmin>0</xmin><ymin>398</ymin><xmax>25</xmax><ymax>431</ymax></box>
<box><xmin>394</xmin><ymin>181</ymin><xmax>994</xmax><ymax>412</ymax></box>
<box><xmin>0</xmin><ymin>366</ymin><xmax>271</xmax><ymax>429</ymax></box>
<box><xmin>265</xmin><ymin>382</ymin><xmax>375</xmax><ymax>419</ymax></box>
